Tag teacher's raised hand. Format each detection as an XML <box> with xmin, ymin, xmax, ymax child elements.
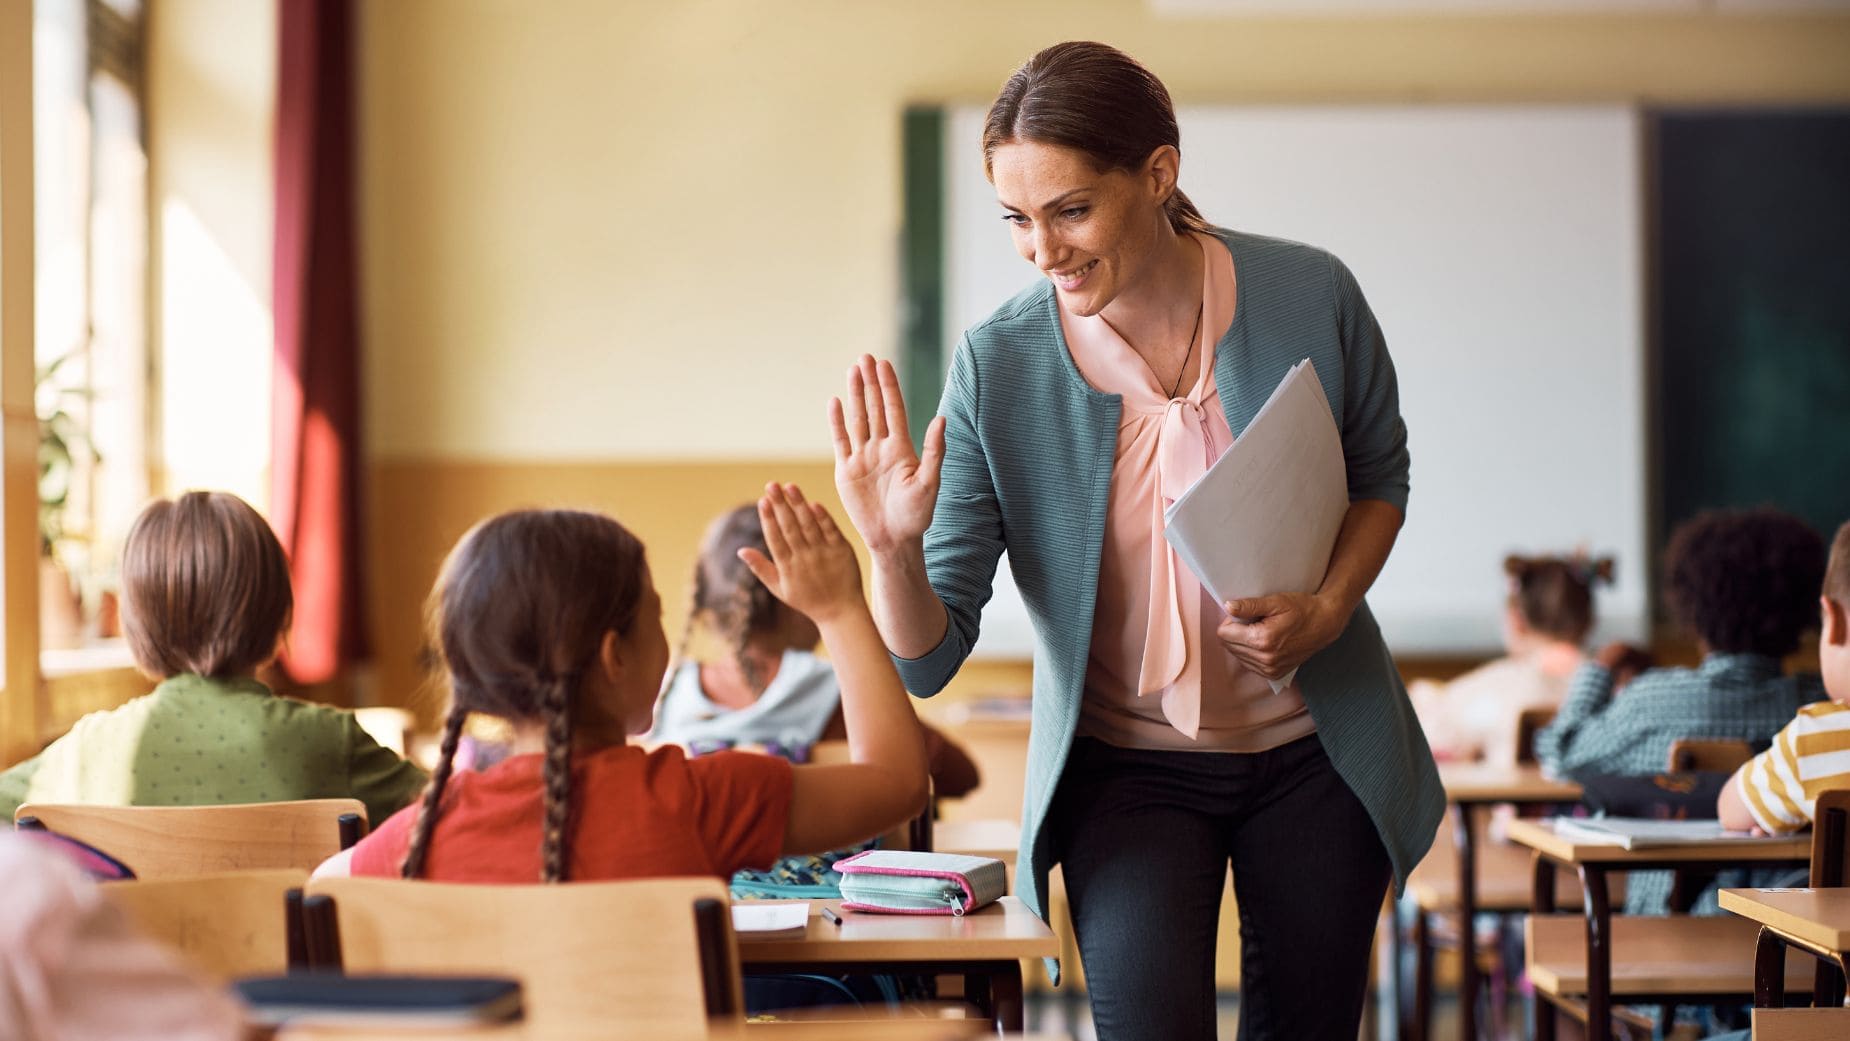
<box><xmin>828</xmin><ymin>356</ymin><xmax>947</xmax><ymax>554</ymax></box>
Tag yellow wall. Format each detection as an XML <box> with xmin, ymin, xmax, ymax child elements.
<box><xmin>357</xmin><ymin>0</ymin><xmax>1850</xmax><ymax>461</ymax></box>
<box><xmin>353</xmin><ymin>1</ymin><xmax>1850</xmax><ymax>711</ymax></box>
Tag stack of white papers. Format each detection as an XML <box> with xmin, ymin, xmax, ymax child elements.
<box><xmin>1162</xmin><ymin>359</ymin><xmax>1347</xmax><ymax>693</ymax></box>
<box><xmin>730</xmin><ymin>902</ymin><xmax>809</xmax><ymax>934</ymax></box>
<box><xmin>1552</xmin><ymin>817</ymin><xmax>1779</xmax><ymax>850</ymax></box>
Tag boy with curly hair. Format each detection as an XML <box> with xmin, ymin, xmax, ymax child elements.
<box><xmin>1718</xmin><ymin>519</ymin><xmax>1850</xmax><ymax>834</ymax></box>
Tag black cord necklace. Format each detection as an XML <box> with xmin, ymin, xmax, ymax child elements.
<box><xmin>1167</xmin><ymin>304</ymin><xmax>1204</xmax><ymax>399</ymax></box>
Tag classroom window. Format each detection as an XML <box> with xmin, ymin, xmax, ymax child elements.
<box><xmin>34</xmin><ymin>0</ymin><xmax>150</xmax><ymax>654</ymax></box>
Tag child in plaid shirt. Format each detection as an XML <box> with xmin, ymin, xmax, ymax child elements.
<box><xmin>1537</xmin><ymin>508</ymin><xmax>1827</xmax><ymax>914</ymax></box>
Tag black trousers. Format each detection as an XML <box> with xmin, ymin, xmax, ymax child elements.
<box><xmin>1048</xmin><ymin>733</ymin><xmax>1389</xmax><ymax>1041</ymax></box>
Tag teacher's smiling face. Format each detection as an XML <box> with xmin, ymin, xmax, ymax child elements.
<box><xmin>989</xmin><ymin>138</ymin><xmax>1182</xmax><ymax>319</ymax></box>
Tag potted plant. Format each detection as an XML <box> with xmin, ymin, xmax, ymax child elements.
<box><xmin>37</xmin><ymin>351</ymin><xmax>97</xmax><ymax>650</ymax></box>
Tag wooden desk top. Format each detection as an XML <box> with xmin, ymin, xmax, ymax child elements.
<box><xmin>735</xmin><ymin>897</ymin><xmax>1059</xmax><ymax>964</ymax></box>
<box><xmin>1506</xmin><ymin>819</ymin><xmax>1811</xmax><ymax>865</ymax></box>
<box><xmin>1719</xmin><ymin>887</ymin><xmax>1850</xmax><ymax>952</ymax></box>
<box><xmin>1438</xmin><ymin>764</ymin><xmax>1582</xmax><ymax>804</ymax></box>
<box><xmin>934</xmin><ymin>819</ymin><xmax>1021</xmax><ymax>864</ymax></box>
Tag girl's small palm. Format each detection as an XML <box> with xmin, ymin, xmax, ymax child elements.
<box><xmin>829</xmin><ymin>357</ymin><xmax>946</xmax><ymax>553</ymax></box>
<box><xmin>738</xmin><ymin>485</ymin><xmax>862</xmax><ymax>624</ymax></box>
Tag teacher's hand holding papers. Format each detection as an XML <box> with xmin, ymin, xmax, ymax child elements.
<box><xmin>1216</xmin><ymin>592</ymin><xmax>1347</xmax><ymax>682</ymax></box>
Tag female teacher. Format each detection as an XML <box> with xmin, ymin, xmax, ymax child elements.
<box><xmin>829</xmin><ymin>42</ymin><xmax>1442</xmax><ymax>1041</ymax></box>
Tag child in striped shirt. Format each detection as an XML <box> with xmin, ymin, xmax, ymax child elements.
<box><xmin>1720</xmin><ymin>519</ymin><xmax>1850</xmax><ymax>834</ymax></box>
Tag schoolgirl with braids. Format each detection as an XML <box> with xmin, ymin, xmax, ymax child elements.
<box><xmin>315</xmin><ymin>483</ymin><xmax>931</xmax><ymax>883</ymax></box>
<box><xmin>1408</xmin><ymin>552</ymin><xmax>1614</xmax><ymax>766</ymax></box>
<box><xmin>650</xmin><ymin>504</ymin><xmax>980</xmax><ymax>798</ymax></box>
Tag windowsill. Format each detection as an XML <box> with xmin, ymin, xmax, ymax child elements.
<box><xmin>40</xmin><ymin>638</ymin><xmax>138</xmax><ymax>679</ymax></box>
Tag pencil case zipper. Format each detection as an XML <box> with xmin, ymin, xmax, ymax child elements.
<box><xmin>837</xmin><ymin>878</ymin><xmax>969</xmax><ymax>916</ymax></box>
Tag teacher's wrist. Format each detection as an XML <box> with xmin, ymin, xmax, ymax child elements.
<box><xmin>870</xmin><ymin>539</ymin><xmax>928</xmax><ymax>576</ymax></box>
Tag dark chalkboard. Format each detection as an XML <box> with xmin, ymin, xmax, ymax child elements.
<box><xmin>1654</xmin><ymin>110</ymin><xmax>1850</xmax><ymax>551</ymax></box>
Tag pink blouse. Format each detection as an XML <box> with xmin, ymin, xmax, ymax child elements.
<box><xmin>1061</xmin><ymin>233</ymin><xmax>1316</xmax><ymax>752</ymax></box>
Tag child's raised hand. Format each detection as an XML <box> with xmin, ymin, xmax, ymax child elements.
<box><xmin>737</xmin><ymin>483</ymin><xmax>865</xmax><ymax>624</ymax></box>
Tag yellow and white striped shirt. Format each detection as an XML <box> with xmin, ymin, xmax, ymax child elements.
<box><xmin>1740</xmin><ymin>700</ymin><xmax>1850</xmax><ymax>835</ymax></box>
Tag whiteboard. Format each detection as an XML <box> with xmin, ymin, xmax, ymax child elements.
<box><xmin>942</xmin><ymin>104</ymin><xmax>1648</xmax><ymax>657</ymax></box>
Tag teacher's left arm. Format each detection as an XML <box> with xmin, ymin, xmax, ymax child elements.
<box><xmin>1218</xmin><ymin>254</ymin><xmax>1409</xmax><ymax>681</ymax></box>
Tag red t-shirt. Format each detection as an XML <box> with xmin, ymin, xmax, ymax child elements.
<box><xmin>349</xmin><ymin>744</ymin><xmax>793</xmax><ymax>882</ymax></box>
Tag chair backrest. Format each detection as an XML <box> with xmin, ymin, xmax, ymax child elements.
<box><xmin>1666</xmin><ymin>738</ymin><xmax>1755</xmax><ymax>773</ymax></box>
<box><xmin>1811</xmin><ymin>788</ymin><xmax>1850</xmax><ymax>887</ymax></box>
<box><xmin>304</xmin><ymin>876</ymin><xmax>741</xmax><ymax>1039</ymax></box>
<box><xmin>1513</xmin><ymin>706</ymin><xmax>1557</xmax><ymax>766</ymax></box>
<box><xmin>808</xmin><ymin>739</ymin><xmax>932</xmax><ymax>850</ymax></box>
<box><xmin>101</xmin><ymin>868</ymin><xmax>307</xmax><ymax>980</ymax></box>
<box><xmin>14</xmin><ymin>799</ymin><xmax>366</xmax><ymax>878</ymax></box>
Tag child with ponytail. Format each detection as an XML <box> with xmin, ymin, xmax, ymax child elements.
<box><xmin>317</xmin><ymin>484</ymin><xmax>930</xmax><ymax>882</ymax></box>
<box><xmin>1410</xmin><ymin>553</ymin><xmax>1614</xmax><ymax>766</ymax></box>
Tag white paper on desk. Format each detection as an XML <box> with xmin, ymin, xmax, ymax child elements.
<box><xmin>730</xmin><ymin>902</ymin><xmax>809</xmax><ymax>933</ymax></box>
<box><xmin>1551</xmin><ymin>817</ymin><xmax>1776</xmax><ymax>850</ymax></box>
<box><xmin>1162</xmin><ymin>359</ymin><xmax>1347</xmax><ymax>694</ymax></box>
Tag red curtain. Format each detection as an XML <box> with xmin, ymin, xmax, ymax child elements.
<box><xmin>272</xmin><ymin>0</ymin><xmax>365</xmax><ymax>686</ymax></box>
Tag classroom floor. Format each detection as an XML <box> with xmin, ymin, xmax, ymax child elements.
<box><xmin>1023</xmin><ymin>990</ymin><xmax>1540</xmax><ymax>1041</ymax></box>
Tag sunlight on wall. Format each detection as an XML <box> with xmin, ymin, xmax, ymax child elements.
<box><xmin>157</xmin><ymin>198</ymin><xmax>271</xmax><ymax>507</ymax></box>
<box><xmin>148</xmin><ymin>0</ymin><xmax>275</xmax><ymax>513</ymax></box>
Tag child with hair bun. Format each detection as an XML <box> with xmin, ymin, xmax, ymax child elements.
<box><xmin>652</xmin><ymin>503</ymin><xmax>979</xmax><ymax>799</ymax></box>
<box><xmin>320</xmin><ymin>484</ymin><xmax>930</xmax><ymax>882</ymax></box>
<box><xmin>1411</xmin><ymin>553</ymin><xmax>1614</xmax><ymax>766</ymax></box>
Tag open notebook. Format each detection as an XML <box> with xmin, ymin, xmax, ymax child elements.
<box><xmin>1552</xmin><ymin>817</ymin><xmax>1787</xmax><ymax>850</ymax></box>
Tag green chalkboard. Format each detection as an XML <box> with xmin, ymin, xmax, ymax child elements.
<box><xmin>1655</xmin><ymin>110</ymin><xmax>1850</xmax><ymax>550</ymax></box>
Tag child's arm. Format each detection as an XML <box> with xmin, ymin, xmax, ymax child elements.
<box><xmin>1534</xmin><ymin>657</ymin><xmax>1651</xmax><ymax>779</ymax></box>
<box><xmin>0</xmin><ymin>752</ymin><xmax>44</xmax><ymax>821</ymax></box>
<box><xmin>738</xmin><ymin>483</ymin><xmax>930</xmax><ymax>854</ymax></box>
<box><xmin>1716</xmin><ymin>763</ymin><xmax>1762</xmax><ymax>833</ymax></box>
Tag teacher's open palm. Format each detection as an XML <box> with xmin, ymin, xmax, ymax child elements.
<box><xmin>829</xmin><ymin>355</ymin><xmax>946</xmax><ymax>553</ymax></box>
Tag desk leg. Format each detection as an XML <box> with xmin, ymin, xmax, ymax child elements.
<box><xmin>1389</xmin><ymin>898</ymin><xmax>1409</xmax><ymax>1041</ymax></box>
<box><xmin>989</xmin><ymin>962</ymin><xmax>1024</xmax><ymax>1035</ymax></box>
<box><xmin>1455</xmin><ymin>805</ymin><xmax>1479</xmax><ymax>1041</ymax></box>
<box><xmin>1578</xmin><ymin>864</ymin><xmax>1613</xmax><ymax>1041</ymax></box>
<box><xmin>1754</xmin><ymin>927</ymin><xmax>1788</xmax><ymax>1008</ymax></box>
<box><xmin>964</xmin><ymin>970</ymin><xmax>994</xmax><ymax>1031</ymax></box>
<box><xmin>1814</xmin><ymin>951</ymin><xmax>1848</xmax><ymax>1009</ymax></box>
<box><xmin>1531</xmin><ymin>853</ymin><xmax>1557</xmax><ymax>1041</ymax></box>
<box><xmin>1413</xmin><ymin>909</ymin><xmax>1433</xmax><ymax>1041</ymax></box>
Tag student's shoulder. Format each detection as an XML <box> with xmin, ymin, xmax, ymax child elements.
<box><xmin>1791</xmin><ymin>698</ymin><xmax>1850</xmax><ymax>728</ymax></box>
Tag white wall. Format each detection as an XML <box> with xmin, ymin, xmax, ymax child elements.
<box><xmin>946</xmin><ymin>104</ymin><xmax>1648</xmax><ymax>654</ymax></box>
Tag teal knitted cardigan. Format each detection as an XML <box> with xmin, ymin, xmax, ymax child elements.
<box><xmin>894</xmin><ymin>228</ymin><xmax>1444</xmax><ymax>947</ymax></box>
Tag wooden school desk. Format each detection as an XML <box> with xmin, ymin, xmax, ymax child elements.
<box><xmin>1405</xmin><ymin>764</ymin><xmax>1581</xmax><ymax>1041</ymax></box>
<box><xmin>736</xmin><ymin>897</ymin><xmax>1060</xmax><ymax>1036</ymax></box>
<box><xmin>1508</xmin><ymin>819</ymin><xmax>1813</xmax><ymax>1041</ymax></box>
<box><xmin>1718</xmin><ymin>886</ymin><xmax>1850</xmax><ymax>1008</ymax></box>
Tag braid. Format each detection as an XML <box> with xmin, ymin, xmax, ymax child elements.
<box><xmin>401</xmin><ymin>705</ymin><xmax>468</xmax><ymax>879</ymax></box>
<box><xmin>539</xmin><ymin>674</ymin><xmax>576</xmax><ymax>883</ymax></box>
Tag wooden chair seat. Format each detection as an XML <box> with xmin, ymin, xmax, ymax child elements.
<box><xmin>16</xmin><ymin>799</ymin><xmax>365</xmax><ymax>878</ymax></box>
<box><xmin>101</xmin><ymin>869</ymin><xmax>306</xmax><ymax>980</ymax></box>
<box><xmin>1526</xmin><ymin>914</ymin><xmax>1814</xmax><ymax>996</ymax></box>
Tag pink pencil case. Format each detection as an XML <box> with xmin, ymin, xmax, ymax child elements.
<box><xmin>835</xmin><ymin>850</ymin><xmax>1008</xmax><ymax>916</ymax></box>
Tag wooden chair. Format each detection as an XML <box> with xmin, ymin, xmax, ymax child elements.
<box><xmin>1666</xmin><ymin>738</ymin><xmax>1754</xmax><ymax>773</ymax></box>
<box><xmin>100</xmin><ymin>868</ymin><xmax>308</xmax><ymax>980</ymax></box>
<box><xmin>1514</xmin><ymin>706</ymin><xmax>1557</xmax><ymax>766</ymax></box>
<box><xmin>303</xmin><ymin>876</ymin><xmax>741</xmax><ymax>1040</ymax></box>
<box><xmin>14</xmin><ymin>799</ymin><xmax>366</xmax><ymax>878</ymax></box>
